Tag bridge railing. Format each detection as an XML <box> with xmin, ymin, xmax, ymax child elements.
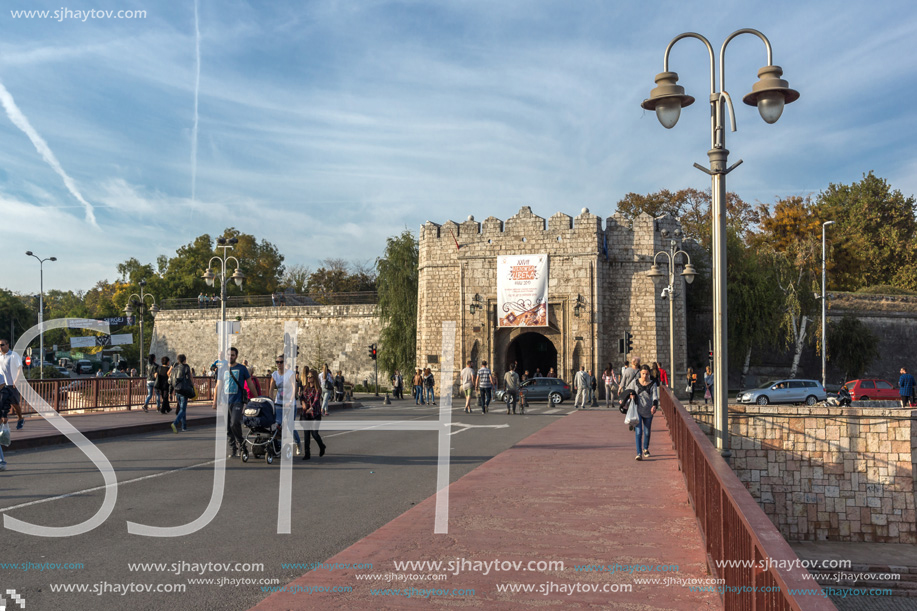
<box><xmin>17</xmin><ymin>377</ymin><xmax>220</xmax><ymax>414</ymax></box>
<box><xmin>659</xmin><ymin>387</ymin><xmax>837</xmax><ymax>611</ymax></box>
<box><xmin>159</xmin><ymin>292</ymin><xmax>377</xmax><ymax>310</ymax></box>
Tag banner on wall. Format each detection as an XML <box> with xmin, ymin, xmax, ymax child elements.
<box><xmin>497</xmin><ymin>254</ymin><xmax>549</xmax><ymax>327</ymax></box>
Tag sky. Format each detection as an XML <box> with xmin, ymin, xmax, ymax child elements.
<box><xmin>1</xmin><ymin>0</ymin><xmax>915</xmax><ymax>294</ymax></box>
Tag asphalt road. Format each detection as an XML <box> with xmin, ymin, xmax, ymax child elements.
<box><xmin>0</xmin><ymin>398</ymin><xmax>578</xmax><ymax>611</ymax></box>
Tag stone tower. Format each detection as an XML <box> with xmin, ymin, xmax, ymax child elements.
<box><xmin>415</xmin><ymin>206</ymin><xmax>690</xmax><ymax>397</ymax></box>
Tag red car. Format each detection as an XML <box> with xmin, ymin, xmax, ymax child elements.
<box><xmin>844</xmin><ymin>379</ymin><xmax>899</xmax><ymax>401</ymax></box>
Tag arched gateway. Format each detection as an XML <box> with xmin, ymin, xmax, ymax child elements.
<box><xmin>415</xmin><ymin>206</ymin><xmax>688</xmax><ymax>397</ymax></box>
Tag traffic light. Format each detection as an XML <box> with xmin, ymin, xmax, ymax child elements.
<box><xmin>369</xmin><ymin>344</ymin><xmax>377</xmax><ymax>360</ymax></box>
<box><xmin>625</xmin><ymin>331</ymin><xmax>634</xmax><ymax>354</ymax></box>
<box><xmin>618</xmin><ymin>337</ymin><xmax>625</xmax><ymax>354</ymax></box>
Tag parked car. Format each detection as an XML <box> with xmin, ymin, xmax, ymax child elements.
<box><xmin>736</xmin><ymin>379</ymin><xmax>827</xmax><ymax>406</ymax></box>
<box><xmin>843</xmin><ymin>379</ymin><xmax>899</xmax><ymax>401</ymax></box>
<box><xmin>75</xmin><ymin>359</ymin><xmax>94</xmax><ymax>375</ymax></box>
<box><xmin>56</xmin><ymin>367</ymin><xmax>71</xmax><ymax>378</ymax></box>
<box><xmin>494</xmin><ymin>377</ymin><xmax>572</xmax><ymax>405</ymax></box>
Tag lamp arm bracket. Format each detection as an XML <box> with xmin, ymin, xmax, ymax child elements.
<box><xmin>207</xmin><ymin>256</ymin><xmax>222</xmax><ymax>269</ymax></box>
<box><xmin>693</xmin><ymin>162</ymin><xmax>714</xmax><ymax>176</ymax></box>
<box><xmin>720</xmin><ymin>91</ymin><xmax>737</xmax><ymax>132</ymax></box>
<box><xmin>664</xmin><ymin>32</ymin><xmax>716</xmax><ymax>94</ymax></box>
<box><xmin>725</xmin><ymin>159</ymin><xmax>744</xmax><ymax>175</ymax></box>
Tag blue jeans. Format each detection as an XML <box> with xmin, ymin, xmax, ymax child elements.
<box><xmin>635</xmin><ymin>414</ymin><xmax>653</xmax><ymax>454</ymax></box>
<box><xmin>425</xmin><ymin>386</ymin><xmax>434</xmax><ymax>404</ymax></box>
<box><xmin>172</xmin><ymin>394</ymin><xmax>188</xmax><ymax>430</ymax></box>
<box><xmin>321</xmin><ymin>390</ymin><xmax>332</xmax><ymax>414</ymax></box>
<box><xmin>143</xmin><ymin>381</ymin><xmax>160</xmax><ymax>410</ymax></box>
<box><xmin>275</xmin><ymin>406</ymin><xmax>301</xmax><ymax>444</ymax></box>
<box><xmin>413</xmin><ymin>386</ymin><xmax>423</xmax><ymax>404</ymax></box>
<box><xmin>479</xmin><ymin>387</ymin><xmax>492</xmax><ymax>409</ymax></box>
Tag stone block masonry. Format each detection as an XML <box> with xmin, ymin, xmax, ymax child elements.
<box><xmin>150</xmin><ymin>305</ymin><xmax>381</xmax><ymax>385</ymax></box>
<box><xmin>690</xmin><ymin>404</ymin><xmax>917</xmax><ymax>544</ymax></box>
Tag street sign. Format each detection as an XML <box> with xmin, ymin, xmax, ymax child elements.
<box><xmin>215</xmin><ymin>321</ymin><xmax>241</xmax><ymax>335</ymax></box>
<box><xmin>24</xmin><ymin>356</ymin><xmax>32</xmax><ymax>367</ymax></box>
<box><xmin>109</xmin><ymin>334</ymin><xmax>133</xmax><ymax>346</ymax></box>
<box><xmin>26</xmin><ymin>347</ymin><xmax>32</xmax><ymax>356</ymax></box>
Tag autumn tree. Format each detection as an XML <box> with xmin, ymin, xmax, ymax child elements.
<box><xmin>827</xmin><ymin>315</ymin><xmax>879</xmax><ymax>380</ymax></box>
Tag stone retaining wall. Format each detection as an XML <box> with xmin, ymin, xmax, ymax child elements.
<box><xmin>150</xmin><ymin>305</ymin><xmax>381</xmax><ymax>384</ymax></box>
<box><xmin>689</xmin><ymin>404</ymin><xmax>917</xmax><ymax>544</ymax></box>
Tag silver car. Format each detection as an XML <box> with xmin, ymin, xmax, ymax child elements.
<box><xmin>737</xmin><ymin>379</ymin><xmax>827</xmax><ymax>406</ymax></box>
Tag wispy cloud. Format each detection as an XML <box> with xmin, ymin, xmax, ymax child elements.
<box><xmin>0</xmin><ymin>80</ymin><xmax>98</xmax><ymax>226</ymax></box>
<box><xmin>191</xmin><ymin>0</ymin><xmax>201</xmax><ymax>203</ymax></box>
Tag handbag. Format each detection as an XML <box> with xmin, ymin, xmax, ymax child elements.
<box><xmin>0</xmin><ymin>423</ymin><xmax>10</xmax><ymax>447</ymax></box>
<box><xmin>624</xmin><ymin>401</ymin><xmax>639</xmax><ymax>426</ymax></box>
<box><xmin>704</xmin><ymin>387</ymin><xmax>712</xmax><ymax>400</ymax></box>
<box><xmin>685</xmin><ymin>384</ymin><xmax>692</xmax><ymax>393</ymax></box>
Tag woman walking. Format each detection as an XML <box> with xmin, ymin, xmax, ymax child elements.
<box><xmin>704</xmin><ymin>366</ymin><xmax>714</xmax><ymax>405</ymax></box>
<box><xmin>268</xmin><ymin>355</ymin><xmax>301</xmax><ymax>455</ymax></box>
<box><xmin>299</xmin><ymin>369</ymin><xmax>326</xmax><ymax>460</ymax></box>
<box><xmin>320</xmin><ymin>364</ymin><xmax>333</xmax><ymax>416</ymax></box>
<box><xmin>623</xmin><ymin>365</ymin><xmax>659</xmax><ymax>461</ymax></box>
<box><xmin>168</xmin><ymin>355</ymin><xmax>191</xmax><ymax>432</ymax></box>
<box><xmin>423</xmin><ymin>367</ymin><xmax>435</xmax><ymax>406</ymax></box>
<box><xmin>650</xmin><ymin>362</ymin><xmax>662</xmax><ymax>386</ymax></box>
<box><xmin>602</xmin><ymin>364</ymin><xmax>618</xmax><ymax>408</ymax></box>
<box><xmin>156</xmin><ymin>356</ymin><xmax>172</xmax><ymax>414</ymax></box>
<box><xmin>686</xmin><ymin>367</ymin><xmax>697</xmax><ymax>405</ymax></box>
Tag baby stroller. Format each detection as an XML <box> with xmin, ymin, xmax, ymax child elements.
<box><xmin>241</xmin><ymin>397</ymin><xmax>281</xmax><ymax>465</ymax></box>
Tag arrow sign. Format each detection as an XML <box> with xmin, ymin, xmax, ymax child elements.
<box><xmin>446</xmin><ymin>422</ymin><xmax>510</xmax><ymax>436</ymax></box>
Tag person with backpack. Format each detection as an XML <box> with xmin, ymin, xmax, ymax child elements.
<box><xmin>168</xmin><ymin>354</ymin><xmax>192</xmax><ymax>432</ymax></box>
<box><xmin>423</xmin><ymin>367</ymin><xmax>435</xmax><ymax>406</ymax></box>
<box><xmin>211</xmin><ymin>347</ymin><xmax>250</xmax><ymax>458</ymax></box>
<box><xmin>143</xmin><ymin>354</ymin><xmax>159</xmax><ymax>412</ymax></box>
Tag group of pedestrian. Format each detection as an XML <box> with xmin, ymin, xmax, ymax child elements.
<box><xmin>459</xmin><ymin>359</ymin><xmax>497</xmax><ymax>413</ymax></box>
<box><xmin>618</xmin><ymin>359</ymin><xmax>659</xmax><ymax>462</ymax></box>
<box><xmin>410</xmin><ymin>367</ymin><xmax>436</xmax><ymax>405</ymax></box>
<box><xmin>683</xmin><ymin>366</ymin><xmax>714</xmax><ymax>406</ymax></box>
<box><xmin>269</xmin><ymin>292</ymin><xmax>287</xmax><ymax>307</ymax></box>
<box><xmin>572</xmin><ymin>366</ymin><xmax>598</xmax><ymax>408</ymax></box>
<box><xmin>197</xmin><ymin>293</ymin><xmax>222</xmax><ymax>309</ymax></box>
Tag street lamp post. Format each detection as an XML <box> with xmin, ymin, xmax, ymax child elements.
<box><xmin>123</xmin><ymin>279</ymin><xmax>159</xmax><ymax>376</ymax></box>
<box><xmin>647</xmin><ymin>231</ymin><xmax>697</xmax><ymax>389</ymax></box>
<box><xmin>25</xmin><ymin>251</ymin><xmax>57</xmax><ymax>372</ymax></box>
<box><xmin>821</xmin><ymin>220</ymin><xmax>835</xmax><ymax>388</ymax></box>
<box><xmin>640</xmin><ymin>29</ymin><xmax>799</xmax><ymax>456</ymax></box>
<box><xmin>203</xmin><ymin>238</ymin><xmax>245</xmax><ymax>354</ymax></box>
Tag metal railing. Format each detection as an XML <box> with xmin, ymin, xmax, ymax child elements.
<box><xmin>658</xmin><ymin>387</ymin><xmax>836</xmax><ymax>611</ymax></box>
<box><xmin>159</xmin><ymin>292</ymin><xmax>377</xmax><ymax>310</ymax></box>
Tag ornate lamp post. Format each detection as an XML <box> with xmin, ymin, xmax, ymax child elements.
<box><xmin>202</xmin><ymin>237</ymin><xmax>244</xmax><ymax>349</ymax></box>
<box><xmin>647</xmin><ymin>230</ymin><xmax>697</xmax><ymax>389</ymax></box>
<box><xmin>640</xmin><ymin>29</ymin><xmax>799</xmax><ymax>456</ymax></box>
<box><xmin>24</xmin><ymin>251</ymin><xmax>57</xmax><ymax>371</ymax></box>
<box><xmin>123</xmin><ymin>279</ymin><xmax>159</xmax><ymax>376</ymax></box>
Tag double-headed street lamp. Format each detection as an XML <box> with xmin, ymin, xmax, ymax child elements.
<box><xmin>123</xmin><ymin>279</ymin><xmax>159</xmax><ymax>376</ymax></box>
<box><xmin>641</xmin><ymin>29</ymin><xmax>799</xmax><ymax>456</ymax></box>
<box><xmin>202</xmin><ymin>238</ymin><xmax>245</xmax><ymax>342</ymax></box>
<box><xmin>821</xmin><ymin>220</ymin><xmax>835</xmax><ymax>387</ymax></box>
<box><xmin>647</xmin><ymin>230</ymin><xmax>697</xmax><ymax>389</ymax></box>
<box><xmin>25</xmin><ymin>251</ymin><xmax>57</xmax><ymax>370</ymax></box>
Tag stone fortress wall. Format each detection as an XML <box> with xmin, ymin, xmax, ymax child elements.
<box><xmin>149</xmin><ymin>304</ymin><xmax>381</xmax><ymax>385</ymax></box>
<box><xmin>416</xmin><ymin>206</ymin><xmax>691</xmax><ymax>395</ymax></box>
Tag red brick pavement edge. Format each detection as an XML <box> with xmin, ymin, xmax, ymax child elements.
<box><xmin>252</xmin><ymin>410</ymin><xmax>723</xmax><ymax>610</ymax></box>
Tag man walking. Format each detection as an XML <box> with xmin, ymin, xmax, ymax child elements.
<box><xmin>460</xmin><ymin>360</ymin><xmax>475</xmax><ymax>413</ymax></box>
<box><xmin>504</xmin><ymin>363</ymin><xmax>521</xmax><ymax>414</ymax></box>
<box><xmin>899</xmin><ymin>367</ymin><xmax>916</xmax><ymax>408</ymax></box>
<box><xmin>475</xmin><ymin>360</ymin><xmax>494</xmax><ymax>413</ymax></box>
<box><xmin>574</xmin><ymin>366</ymin><xmax>588</xmax><ymax>408</ymax></box>
<box><xmin>588</xmin><ymin>369</ymin><xmax>597</xmax><ymax>406</ymax></box>
<box><xmin>212</xmin><ymin>347</ymin><xmax>250</xmax><ymax>458</ymax></box>
<box><xmin>0</xmin><ymin>339</ymin><xmax>24</xmax><ymax>430</ymax></box>
<box><xmin>391</xmin><ymin>370</ymin><xmax>404</xmax><ymax>400</ymax></box>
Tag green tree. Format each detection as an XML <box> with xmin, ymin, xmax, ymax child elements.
<box><xmin>815</xmin><ymin>172</ymin><xmax>917</xmax><ymax>291</ymax></box>
<box><xmin>827</xmin><ymin>315</ymin><xmax>879</xmax><ymax>380</ymax></box>
<box><xmin>376</xmin><ymin>230</ymin><xmax>418</xmax><ymax>377</ymax></box>
<box><xmin>306</xmin><ymin>259</ymin><xmax>376</xmax><ymax>296</ymax></box>
<box><xmin>282</xmin><ymin>264</ymin><xmax>312</xmax><ymax>293</ymax></box>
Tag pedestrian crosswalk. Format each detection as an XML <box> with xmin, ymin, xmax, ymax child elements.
<box><xmin>365</xmin><ymin>401</ymin><xmax>580</xmax><ymax>415</ymax></box>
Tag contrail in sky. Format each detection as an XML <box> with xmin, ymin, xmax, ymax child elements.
<box><xmin>191</xmin><ymin>0</ymin><xmax>201</xmax><ymax>203</ymax></box>
<box><xmin>0</xmin><ymin>81</ymin><xmax>97</xmax><ymax>226</ymax></box>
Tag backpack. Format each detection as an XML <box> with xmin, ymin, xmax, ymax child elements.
<box><xmin>323</xmin><ymin>373</ymin><xmax>334</xmax><ymax>391</ymax></box>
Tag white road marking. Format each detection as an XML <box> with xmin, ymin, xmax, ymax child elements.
<box><xmin>447</xmin><ymin>423</ymin><xmax>510</xmax><ymax>436</ymax></box>
<box><xmin>0</xmin><ymin>459</ymin><xmax>222</xmax><ymax>514</ymax></box>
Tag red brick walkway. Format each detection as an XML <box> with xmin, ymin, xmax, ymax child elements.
<box><xmin>252</xmin><ymin>410</ymin><xmax>722</xmax><ymax>609</ymax></box>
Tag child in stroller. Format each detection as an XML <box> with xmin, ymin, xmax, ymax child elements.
<box><xmin>241</xmin><ymin>397</ymin><xmax>282</xmax><ymax>464</ymax></box>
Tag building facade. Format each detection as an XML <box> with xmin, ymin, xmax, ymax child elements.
<box><xmin>416</xmin><ymin>206</ymin><xmax>690</xmax><ymax>396</ymax></box>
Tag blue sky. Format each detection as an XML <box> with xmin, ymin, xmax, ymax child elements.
<box><xmin>2</xmin><ymin>0</ymin><xmax>915</xmax><ymax>294</ymax></box>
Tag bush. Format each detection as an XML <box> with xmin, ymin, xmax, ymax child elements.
<box><xmin>26</xmin><ymin>366</ymin><xmax>67</xmax><ymax>380</ymax></box>
<box><xmin>855</xmin><ymin>285</ymin><xmax>917</xmax><ymax>296</ymax></box>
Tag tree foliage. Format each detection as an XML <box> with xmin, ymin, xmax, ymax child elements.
<box><xmin>306</xmin><ymin>259</ymin><xmax>376</xmax><ymax>295</ymax></box>
<box><xmin>376</xmin><ymin>230</ymin><xmax>418</xmax><ymax>377</ymax></box>
<box><xmin>827</xmin><ymin>315</ymin><xmax>879</xmax><ymax>380</ymax></box>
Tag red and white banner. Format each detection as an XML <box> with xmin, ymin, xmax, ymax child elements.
<box><xmin>497</xmin><ymin>254</ymin><xmax>549</xmax><ymax>327</ymax></box>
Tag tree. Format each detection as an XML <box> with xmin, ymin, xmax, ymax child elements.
<box><xmin>376</xmin><ymin>230</ymin><xmax>418</xmax><ymax>377</ymax></box>
<box><xmin>827</xmin><ymin>315</ymin><xmax>879</xmax><ymax>380</ymax></box>
<box><xmin>282</xmin><ymin>264</ymin><xmax>312</xmax><ymax>293</ymax></box>
<box><xmin>306</xmin><ymin>259</ymin><xmax>376</xmax><ymax>296</ymax></box>
<box><xmin>616</xmin><ymin>188</ymin><xmax>759</xmax><ymax>248</ymax></box>
<box><xmin>0</xmin><ymin>289</ymin><xmax>32</xmax><ymax>345</ymax></box>
<box><xmin>815</xmin><ymin>172</ymin><xmax>917</xmax><ymax>291</ymax></box>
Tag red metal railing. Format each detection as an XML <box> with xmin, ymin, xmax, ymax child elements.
<box><xmin>17</xmin><ymin>377</ymin><xmax>220</xmax><ymax>414</ymax></box>
<box><xmin>658</xmin><ymin>387</ymin><xmax>837</xmax><ymax>611</ymax></box>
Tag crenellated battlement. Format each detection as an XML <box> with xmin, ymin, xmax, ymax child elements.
<box><xmin>420</xmin><ymin>206</ymin><xmax>612</xmax><ymax>241</ymax></box>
